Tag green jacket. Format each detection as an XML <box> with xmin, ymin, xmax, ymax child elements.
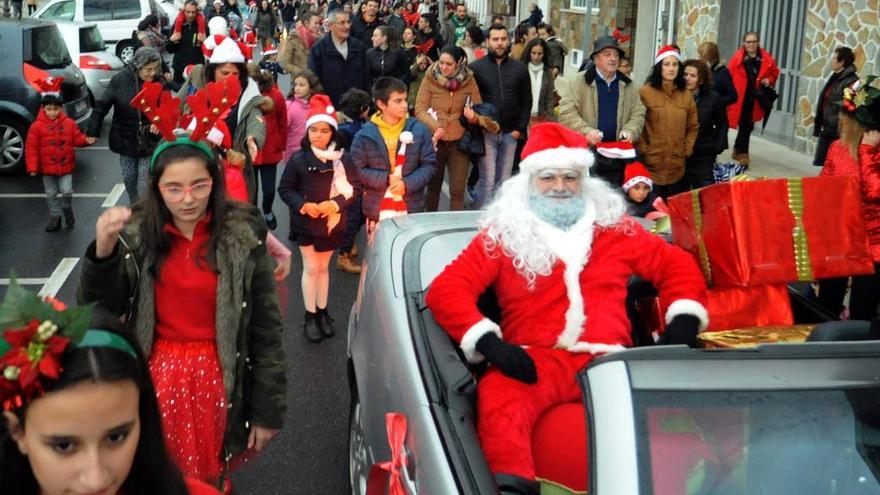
<box><xmin>557</xmin><ymin>66</ymin><xmax>646</xmax><ymax>143</ymax></box>
<box><xmin>76</xmin><ymin>202</ymin><xmax>287</xmax><ymax>467</ymax></box>
<box><xmin>177</xmin><ymin>68</ymin><xmax>268</xmax><ymax>200</ymax></box>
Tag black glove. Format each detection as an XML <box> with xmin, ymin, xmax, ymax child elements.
<box><xmin>475</xmin><ymin>333</ymin><xmax>537</xmax><ymax>384</ymax></box>
<box><xmin>658</xmin><ymin>314</ymin><xmax>702</xmax><ymax>348</ymax></box>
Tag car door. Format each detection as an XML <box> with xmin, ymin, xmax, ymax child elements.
<box><xmin>82</xmin><ymin>0</ymin><xmax>143</xmax><ymax>45</ymax></box>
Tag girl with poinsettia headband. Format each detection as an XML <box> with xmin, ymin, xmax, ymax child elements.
<box><xmin>0</xmin><ymin>283</ymin><xmax>221</xmax><ymax>495</ymax></box>
<box><xmin>76</xmin><ymin>75</ymin><xmax>287</xmax><ymax>492</ymax></box>
<box><xmin>817</xmin><ymin>75</ymin><xmax>880</xmax><ymax>322</ymax></box>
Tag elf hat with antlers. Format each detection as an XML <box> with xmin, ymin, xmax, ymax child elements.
<box><xmin>34</xmin><ymin>77</ymin><xmax>64</xmax><ymax>97</ymax></box>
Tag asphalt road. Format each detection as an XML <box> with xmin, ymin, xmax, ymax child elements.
<box><xmin>0</xmin><ymin>116</ymin><xmax>359</xmax><ymax>494</ymax></box>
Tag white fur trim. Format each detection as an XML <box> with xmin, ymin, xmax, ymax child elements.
<box><xmin>520</xmin><ymin>147</ymin><xmax>595</xmax><ymax>176</ymax></box>
<box><xmin>622</xmin><ymin>176</ymin><xmax>652</xmax><ymax>192</ymax></box>
<box><xmin>459</xmin><ymin>318</ymin><xmax>503</xmax><ymax>364</ymax></box>
<box><xmin>532</xmin><ymin>200</ymin><xmax>598</xmax><ymax>349</ymax></box>
<box><xmin>665</xmin><ymin>299</ymin><xmax>710</xmax><ymax>331</ymax></box>
<box><xmin>305</xmin><ymin>114</ymin><xmax>339</xmax><ymax>129</ymax></box>
<box><xmin>654</xmin><ymin>50</ymin><xmax>682</xmax><ymax>65</ymax></box>
<box><xmin>238</xmin><ymin>78</ymin><xmax>262</xmax><ymax>124</ymax></box>
<box><xmin>595</xmin><ymin>145</ymin><xmax>636</xmax><ymax>160</ymax></box>
<box><xmin>567</xmin><ymin>341</ymin><xmax>626</xmax><ymax>354</ymax></box>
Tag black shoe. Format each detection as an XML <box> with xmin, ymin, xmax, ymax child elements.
<box><xmin>45</xmin><ymin>216</ymin><xmax>61</xmax><ymax>232</ymax></box>
<box><xmin>316</xmin><ymin>307</ymin><xmax>336</xmax><ymax>338</ymax></box>
<box><xmin>62</xmin><ymin>208</ymin><xmax>75</xmax><ymax>227</ymax></box>
<box><xmin>303</xmin><ymin>312</ymin><xmax>322</xmax><ymax>343</ymax></box>
<box><xmin>264</xmin><ymin>212</ymin><xmax>277</xmax><ymax>230</ymax></box>
<box><xmin>495</xmin><ymin>473</ymin><xmax>540</xmax><ymax>495</ymax></box>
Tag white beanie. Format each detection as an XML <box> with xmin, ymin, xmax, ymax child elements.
<box><xmin>207</xmin><ymin>15</ymin><xmax>228</xmax><ymax>37</ymax></box>
<box><xmin>207</xmin><ymin>37</ymin><xmax>245</xmax><ymax>64</ymax></box>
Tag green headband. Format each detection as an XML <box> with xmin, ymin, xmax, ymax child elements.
<box><xmin>76</xmin><ymin>329</ymin><xmax>138</xmax><ymax>359</ymax></box>
<box><xmin>150</xmin><ymin>137</ymin><xmax>218</xmax><ymax>174</ymax></box>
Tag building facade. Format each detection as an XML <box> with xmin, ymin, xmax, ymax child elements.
<box><xmin>466</xmin><ymin>0</ymin><xmax>878</xmax><ymax>153</ymax></box>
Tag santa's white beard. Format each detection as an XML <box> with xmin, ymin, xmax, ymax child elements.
<box><xmin>480</xmin><ymin>173</ymin><xmax>627</xmax><ymax>288</ymax></box>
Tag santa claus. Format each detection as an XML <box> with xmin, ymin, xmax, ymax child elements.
<box><xmin>425</xmin><ymin>122</ymin><xmax>709</xmax><ymax>493</ymax></box>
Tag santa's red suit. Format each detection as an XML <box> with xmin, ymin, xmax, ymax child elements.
<box><xmin>425</xmin><ymin>123</ymin><xmax>709</xmax><ymax>481</ymax></box>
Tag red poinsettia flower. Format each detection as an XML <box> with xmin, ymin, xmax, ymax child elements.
<box><xmin>0</xmin><ymin>319</ymin><xmax>70</xmax><ymax>410</ymax></box>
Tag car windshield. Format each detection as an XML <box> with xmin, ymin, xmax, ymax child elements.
<box><xmin>84</xmin><ymin>0</ymin><xmax>140</xmax><ymax>21</ymax></box>
<box><xmin>27</xmin><ymin>26</ymin><xmax>72</xmax><ymax>69</ymax></box>
<box><xmin>79</xmin><ymin>26</ymin><xmax>105</xmax><ymax>52</ymax></box>
<box><xmin>40</xmin><ymin>0</ymin><xmax>75</xmax><ymax>20</ymax></box>
<box><xmin>632</xmin><ymin>388</ymin><xmax>880</xmax><ymax>494</ymax></box>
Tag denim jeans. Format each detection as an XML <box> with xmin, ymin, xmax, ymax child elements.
<box><xmin>476</xmin><ymin>132</ymin><xmax>518</xmax><ymax>208</ymax></box>
<box><xmin>42</xmin><ymin>174</ymin><xmax>73</xmax><ymax>217</ymax></box>
<box><xmin>119</xmin><ymin>155</ymin><xmax>149</xmax><ymax>203</ymax></box>
<box><xmin>254</xmin><ymin>164</ymin><xmax>278</xmax><ymax>214</ymax></box>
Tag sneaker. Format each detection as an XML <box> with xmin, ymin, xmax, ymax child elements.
<box><xmin>264</xmin><ymin>212</ymin><xmax>277</xmax><ymax>230</ymax></box>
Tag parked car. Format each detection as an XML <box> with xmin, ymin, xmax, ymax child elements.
<box><xmin>347</xmin><ymin>212</ymin><xmax>879</xmax><ymax>494</ymax></box>
<box><xmin>54</xmin><ymin>21</ymin><xmax>124</xmax><ymax>105</ymax></box>
<box><xmin>0</xmin><ymin>19</ymin><xmax>92</xmax><ymax>174</ymax></box>
<box><xmin>33</xmin><ymin>0</ymin><xmax>170</xmax><ymax>64</ymax></box>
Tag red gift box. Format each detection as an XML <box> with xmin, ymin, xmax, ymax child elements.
<box><xmin>668</xmin><ymin>176</ymin><xmax>874</xmax><ymax>288</ymax></box>
<box><xmin>705</xmin><ymin>284</ymin><xmax>793</xmax><ymax>331</ymax></box>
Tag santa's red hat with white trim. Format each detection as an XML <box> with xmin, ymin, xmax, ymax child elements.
<box><xmin>594</xmin><ymin>140</ymin><xmax>636</xmax><ymax>160</ymax></box>
<box><xmin>305</xmin><ymin>94</ymin><xmax>338</xmax><ymax>129</ymax></box>
<box><xmin>519</xmin><ymin>122</ymin><xmax>594</xmax><ymax>175</ymax></box>
<box><xmin>622</xmin><ymin>161</ymin><xmax>653</xmax><ymax>192</ymax></box>
<box><xmin>203</xmin><ymin>35</ymin><xmax>246</xmax><ymax>63</ymax></box>
<box><xmin>262</xmin><ymin>43</ymin><xmax>278</xmax><ymax>56</ymax></box>
<box><xmin>654</xmin><ymin>45</ymin><xmax>682</xmax><ymax>65</ymax></box>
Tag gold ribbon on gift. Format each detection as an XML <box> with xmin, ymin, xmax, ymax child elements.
<box><xmin>690</xmin><ymin>189</ymin><xmax>713</xmax><ymax>286</ymax></box>
<box><xmin>786</xmin><ymin>178</ymin><xmax>814</xmax><ymax>281</ymax></box>
<box><xmin>687</xmin><ymin>177</ymin><xmax>813</xmax><ymax>286</ymax></box>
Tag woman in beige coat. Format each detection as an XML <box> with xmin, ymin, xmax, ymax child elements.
<box><xmin>637</xmin><ymin>46</ymin><xmax>699</xmax><ymax>198</ymax></box>
<box><xmin>415</xmin><ymin>44</ymin><xmax>483</xmax><ymax>211</ymax></box>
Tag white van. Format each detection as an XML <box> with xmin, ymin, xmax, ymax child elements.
<box><xmin>33</xmin><ymin>0</ymin><xmax>172</xmax><ymax>64</ymax></box>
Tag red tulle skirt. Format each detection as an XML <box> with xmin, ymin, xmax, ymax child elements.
<box><xmin>149</xmin><ymin>338</ymin><xmax>228</xmax><ymax>486</ymax></box>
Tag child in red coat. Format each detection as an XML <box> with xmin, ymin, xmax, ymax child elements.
<box><xmin>26</xmin><ymin>94</ymin><xmax>96</xmax><ymax>231</ymax></box>
<box><xmin>252</xmin><ymin>68</ymin><xmax>288</xmax><ymax>229</ymax></box>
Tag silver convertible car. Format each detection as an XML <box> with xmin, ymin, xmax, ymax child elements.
<box><xmin>347</xmin><ymin>212</ymin><xmax>880</xmax><ymax>495</ymax></box>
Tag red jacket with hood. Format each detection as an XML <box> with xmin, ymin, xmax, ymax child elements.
<box><xmin>25</xmin><ymin>109</ymin><xmax>91</xmax><ymax>175</ymax></box>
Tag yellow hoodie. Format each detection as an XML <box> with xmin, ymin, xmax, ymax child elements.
<box><xmin>370</xmin><ymin>112</ymin><xmax>407</xmax><ymax>170</ymax></box>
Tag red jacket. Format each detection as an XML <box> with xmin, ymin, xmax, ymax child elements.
<box><xmin>426</xmin><ymin>217</ymin><xmax>708</xmax><ymax>362</ymax></box>
<box><xmin>822</xmin><ymin>140</ymin><xmax>880</xmax><ymax>262</ymax></box>
<box><xmin>727</xmin><ymin>47</ymin><xmax>780</xmax><ymax>129</ymax></box>
<box><xmin>25</xmin><ymin>109</ymin><xmax>90</xmax><ymax>175</ymax></box>
<box><xmin>254</xmin><ymin>87</ymin><xmax>288</xmax><ymax>166</ymax></box>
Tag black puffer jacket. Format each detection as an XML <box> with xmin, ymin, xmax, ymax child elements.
<box><xmin>86</xmin><ymin>65</ymin><xmax>161</xmax><ymax>157</ymax></box>
<box><xmin>366</xmin><ymin>47</ymin><xmax>408</xmax><ymax>86</ymax></box>
<box><xmin>469</xmin><ymin>55</ymin><xmax>532</xmax><ymax>133</ymax></box>
<box><xmin>814</xmin><ymin>64</ymin><xmax>859</xmax><ymax>138</ymax></box>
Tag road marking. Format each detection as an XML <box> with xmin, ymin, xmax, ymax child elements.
<box><xmin>79</xmin><ymin>146</ymin><xmax>110</xmax><ymax>150</ymax></box>
<box><xmin>0</xmin><ymin>277</ymin><xmax>49</xmax><ymax>285</ymax></box>
<box><xmin>37</xmin><ymin>258</ymin><xmax>80</xmax><ymax>298</ymax></box>
<box><xmin>102</xmin><ymin>183</ymin><xmax>126</xmax><ymax>207</ymax></box>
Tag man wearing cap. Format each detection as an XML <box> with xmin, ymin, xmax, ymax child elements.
<box><xmin>558</xmin><ymin>35</ymin><xmax>645</xmax><ymax>187</ymax></box>
<box><xmin>426</xmin><ymin>122</ymin><xmax>708</xmax><ymax>493</ymax></box>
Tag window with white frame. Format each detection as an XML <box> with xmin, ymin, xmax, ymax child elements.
<box><xmin>570</xmin><ymin>0</ymin><xmax>593</xmax><ymax>11</ymax></box>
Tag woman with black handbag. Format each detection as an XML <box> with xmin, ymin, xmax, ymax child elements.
<box><xmin>87</xmin><ymin>47</ymin><xmax>164</xmax><ymax>203</ymax></box>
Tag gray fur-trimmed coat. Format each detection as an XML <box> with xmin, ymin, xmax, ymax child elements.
<box><xmin>76</xmin><ymin>202</ymin><xmax>287</xmax><ymax>466</ymax></box>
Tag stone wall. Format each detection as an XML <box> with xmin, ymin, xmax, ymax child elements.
<box><xmin>795</xmin><ymin>0</ymin><xmax>879</xmax><ymax>153</ymax></box>
<box><xmin>676</xmin><ymin>0</ymin><xmax>723</xmax><ymax>59</ymax></box>
<box><xmin>548</xmin><ymin>0</ymin><xmax>638</xmax><ymax>71</ymax></box>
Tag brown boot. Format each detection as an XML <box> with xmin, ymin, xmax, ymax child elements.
<box><xmin>336</xmin><ymin>252</ymin><xmax>362</xmax><ymax>274</ymax></box>
<box><xmin>732</xmin><ymin>149</ymin><xmax>749</xmax><ymax>167</ymax></box>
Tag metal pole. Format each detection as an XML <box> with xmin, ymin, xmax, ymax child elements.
<box><xmin>580</xmin><ymin>0</ymin><xmax>593</xmax><ymax>58</ymax></box>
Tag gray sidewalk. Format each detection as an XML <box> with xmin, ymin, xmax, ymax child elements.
<box><xmin>718</xmin><ymin>130</ymin><xmax>818</xmax><ymax>179</ymax></box>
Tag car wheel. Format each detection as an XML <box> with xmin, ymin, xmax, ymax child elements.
<box><xmin>349</xmin><ymin>394</ymin><xmax>370</xmax><ymax>495</ymax></box>
<box><xmin>117</xmin><ymin>41</ymin><xmax>135</xmax><ymax>65</ymax></box>
<box><xmin>0</xmin><ymin>118</ymin><xmax>26</xmax><ymax>175</ymax></box>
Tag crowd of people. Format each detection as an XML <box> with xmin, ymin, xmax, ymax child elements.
<box><xmin>6</xmin><ymin>0</ymin><xmax>880</xmax><ymax>493</ymax></box>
